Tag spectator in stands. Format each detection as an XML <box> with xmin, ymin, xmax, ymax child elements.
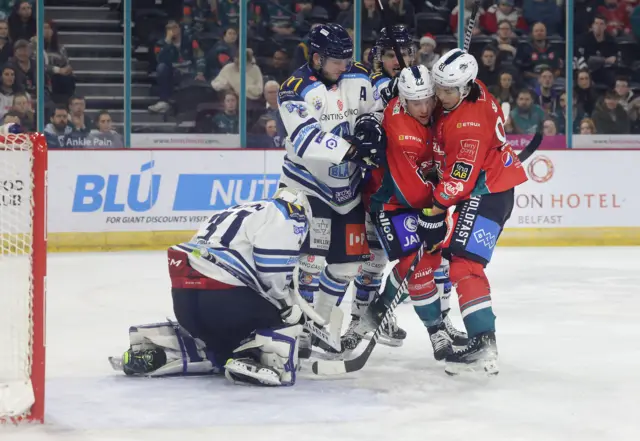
<box><xmin>515</xmin><ymin>22</ymin><xmax>563</xmax><ymax>85</ymax></box>
<box><xmin>212</xmin><ymin>91</ymin><xmax>239</xmax><ymax>134</ymax></box>
<box><xmin>8</xmin><ymin>1</ymin><xmax>35</xmax><ymax>42</ymax></box>
<box><xmin>574</xmin><ymin>68</ymin><xmax>598</xmax><ymax>115</ymax></box>
<box><xmin>297</xmin><ymin>3</ymin><xmax>330</xmax><ymax>36</ymax></box>
<box><xmin>542</xmin><ymin>117</ymin><xmax>558</xmax><ymax>136</ymax></box>
<box><xmin>579</xmin><ymin>117</ymin><xmax>597</xmax><ymax>134</ymax></box>
<box><xmin>592</xmin><ymin>89</ymin><xmax>631</xmax><ymax>134</ymax></box>
<box><xmin>451</xmin><ymin>0</ymin><xmax>485</xmax><ymax>38</ymax></box>
<box><xmin>489</xmin><ymin>71</ymin><xmax>518</xmax><ymax>106</ymax></box>
<box><xmin>575</xmin><ymin>15</ymin><xmax>618</xmax><ymax>87</ymax></box>
<box><xmin>597</xmin><ymin>0</ymin><xmax>632</xmax><ymax>37</ymax></box>
<box><xmin>628</xmin><ymin>98</ymin><xmax>640</xmax><ymax>133</ymax></box>
<box><xmin>534</xmin><ymin>68</ymin><xmax>560</xmax><ymax>116</ymax></box>
<box><xmin>614</xmin><ymin>76</ymin><xmax>637</xmax><ymax>111</ymax></box>
<box><xmin>482</xmin><ymin>0</ymin><xmax>528</xmax><ymax>35</ymax></box>
<box><xmin>3</xmin><ymin>110</ymin><xmax>20</xmax><ymax>125</ymax></box>
<box><xmin>44</xmin><ymin>104</ymin><xmax>72</xmax><ymax>148</ymax></box>
<box><xmin>9</xmin><ymin>39</ymin><xmax>35</xmax><ymax>99</ymax></box>
<box><xmin>510</xmin><ymin>89</ymin><xmax>545</xmax><ymax>134</ymax></box>
<box><xmin>11</xmin><ymin>92</ymin><xmax>33</xmax><ymax>132</ymax></box>
<box><xmin>267</xmin><ymin>0</ymin><xmax>296</xmax><ymax>36</ymax></box>
<box><xmin>0</xmin><ymin>65</ymin><xmax>21</xmax><ymax>121</ymax></box>
<box><xmin>555</xmin><ymin>92</ymin><xmax>587</xmax><ymax>135</ymax></box>
<box><xmin>478</xmin><ymin>45</ymin><xmax>500</xmax><ymax>87</ymax></box>
<box><xmin>493</xmin><ymin>20</ymin><xmax>519</xmax><ymax>68</ymax></box>
<box><xmin>249</xmin><ymin>114</ymin><xmax>279</xmax><ymax>148</ymax></box>
<box><xmin>261</xmin><ymin>48</ymin><xmax>290</xmax><ymax>84</ymax></box>
<box><xmin>206</xmin><ymin>27</ymin><xmax>238</xmax><ymax>80</ymax></box>
<box><xmin>0</xmin><ymin>19</ymin><xmax>12</xmax><ymax>66</ymax></box>
<box><xmin>211</xmin><ymin>48</ymin><xmax>264</xmax><ymax>101</ymax></box>
<box><xmin>522</xmin><ymin>0</ymin><xmax>561</xmax><ymax>35</ymax></box>
<box><xmin>67</xmin><ymin>95</ymin><xmax>93</xmax><ymax>135</ymax></box>
<box><xmin>418</xmin><ymin>34</ymin><xmax>439</xmax><ymax>70</ymax></box>
<box><xmin>336</xmin><ymin>0</ymin><xmax>353</xmax><ymax>29</ymax></box>
<box><xmin>43</xmin><ymin>21</ymin><xmax>76</xmax><ymax>104</ymax></box>
<box><xmin>262</xmin><ymin>80</ymin><xmax>279</xmax><ymax>120</ymax></box>
<box><xmin>148</xmin><ymin>20</ymin><xmax>206</xmax><ymax>114</ymax></box>
<box><xmin>87</xmin><ymin>110</ymin><xmax>124</xmax><ymax>148</ymax></box>
<box><xmin>386</xmin><ymin>0</ymin><xmax>415</xmax><ymax>34</ymax></box>
<box><xmin>362</xmin><ymin>0</ymin><xmax>383</xmax><ymax>41</ymax></box>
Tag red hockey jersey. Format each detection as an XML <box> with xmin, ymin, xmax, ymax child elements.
<box><xmin>364</xmin><ymin>97</ymin><xmax>435</xmax><ymax>212</ymax></box>
<box><xmin>432</xmin><ymin>80</ymin><xmax>527</xmax><ymax>209</ymax></box>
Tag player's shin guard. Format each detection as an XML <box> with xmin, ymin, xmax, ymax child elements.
<box><xmin>225</xmin><ymin>325</ymin><xmax>303</xmax><ymax>386</ymax></box>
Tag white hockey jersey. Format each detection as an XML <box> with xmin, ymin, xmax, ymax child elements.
<box><xmin>173</xmin><ymin>199</ymin><xmax>308</xmax><ymax>309</ymax></box>
<box><xmin>277</xmin><ymin>62</ymin><xmax>376</xmax><ymax>215</ymax></box>
<box><xmin>369</xmin><ymin>70</ymin><xmax>391</xmax><ymax>116</ymax></box>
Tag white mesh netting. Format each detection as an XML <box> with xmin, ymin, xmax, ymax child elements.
<box><xmin>0</xmin><ymin>136</ymin><xmax>37</xmax><ymax>419</ymax></box>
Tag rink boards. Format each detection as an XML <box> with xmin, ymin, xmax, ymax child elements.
<box><xmin>37</xmin><ymin>149</ymin><xmax>640</xmax><ymax>251</ymax></box>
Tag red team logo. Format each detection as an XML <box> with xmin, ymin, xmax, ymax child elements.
<box><xmin>337</xmin><ymin>99</ymin><xmax>344</xmax><ymax>111</ymax></box>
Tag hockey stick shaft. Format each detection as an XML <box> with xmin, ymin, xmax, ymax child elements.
<box><xmin>463</xmin><ymin>0</ymin><xmax>481</xmax><ymax>51</ymax></box>
<box><xmin>376</xmin><ymin>0</ymin><xmax>407</xmax><ymax>70</ymax></box>
<box><xmin>312</xmin><ymin>242</ymin><xmax>427</xmax><ymax>375</ymax></box>
<box><xmin>517</xmin><ymin>131</ymin><xmax>543</xmax><ymax>163</ymax></box>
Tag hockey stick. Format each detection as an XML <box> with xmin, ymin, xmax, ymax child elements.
<box><xmin>463</xmin><ymin>1</ymin><xmax>482</xmax><ymax>52</ymax></box>
<box><xmin>376</xmin><ymin>0</ymin><xmax>407</xmax><ymax>70</ymax></box>
<box><xmin>500</xmin><ymin>102</ymin><xmax>542</xmax><ymax>163</ymax></box>
<box><xmin>312</xmin><ymin>242</ymin><xmax>427</xmax><ymax>375</ymax></box>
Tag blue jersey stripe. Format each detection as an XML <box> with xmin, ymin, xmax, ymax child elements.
<box><xmin>254</xmin><ymin>246</ymin><xmax>300</xmax><ymax>256</ymax></box>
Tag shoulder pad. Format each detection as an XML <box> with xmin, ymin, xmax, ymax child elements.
<box><xmin>351</xmin><ymin>62</ymin><xmax>370</xmax><ymax>75</ymax></box>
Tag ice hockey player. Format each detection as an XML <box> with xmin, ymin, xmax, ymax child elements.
<box><xmin>369</xmin><ymin>24</ymin><xmax>415</xmax><ymax>114</ymax></box>
<box><xmin>343</xmin><ymin>65</ymin><xmax>467</xmax><ymax>360</ymax></box>
<box><xmin>112</xmin><ymin>188</ymin><xmax>317</xmax><ymax>387</ymax></box>
<box><xmin>277</xmin><ymin>23</ymin><xmax>404</xmax><ymax>356</ymax></box>
<box><xmin>419</xmin><ymin>48</ymin><xmax>528</xmax><ymax>375</ymax></box>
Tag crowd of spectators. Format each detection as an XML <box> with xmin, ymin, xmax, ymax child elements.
<box><xmin>137</xmin><ymin>0</ymin><xmax>640</xmax><ymax>143</ymax></box>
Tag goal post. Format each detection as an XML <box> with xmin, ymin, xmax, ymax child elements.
<box><xmin>0</xmin><ymin>133</ymin><xmax>47</xmax><ymax>423</ymax></box>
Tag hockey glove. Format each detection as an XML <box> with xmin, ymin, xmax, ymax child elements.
<box><xmin>344</xmin><ymin>113</ymin><xmax>386</xmax><ymax>169</ymax></box>
<box><xmin>281</xmin><ymin>304</ymin><xmax>304</xmax><ymax>325</ymax></box>
<box><xmin>418</xmin><ymin>208</ymin><xmax>448</xmax><ymax>252</ymax></box>
<box><xmin>380</xmin><ymin>76</ymin><xmax>399</xmax><ymax>106</ymax></box>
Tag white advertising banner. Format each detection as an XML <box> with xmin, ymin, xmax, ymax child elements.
<box><xmin>507</xmin><ymin>151</ymin><xmax>635</xmax><ymax>228</ymax></box>
<box><xmin>46</xmin><ymin>150</ymin><xmax>639</xmax><ymax>234</ymax></box>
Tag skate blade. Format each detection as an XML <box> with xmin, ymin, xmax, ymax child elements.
<box><xmin>444</xmin><ymin>359</ymin><xmax>499</xmax><ymax>376</ymax></box>
<box><xmin>224</xmin><ymin>360</ymin><xmax>281</xmax><ymax>386</ymax></box>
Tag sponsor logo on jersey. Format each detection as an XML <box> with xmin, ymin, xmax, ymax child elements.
<box><xmin>285</xmin><ymin>102</ymin><xmax>308</xmax><ymax>118</ymax></box>
<box><xmin>399</xmin><ymin>135</ymin><xmax>423</xmax><ymax>143</ymax></box>
<box><xmin>457</xmin><ymin>139</ymin><xmax>480</xmax><ymax>162</ymax></box>
<box><xmin>403</xmin><ymin>215</ymin><xmax>418</xmax><ymax>232</ymax></box>
<box><xmin>326</xmin><ymin>138</ymin><xmax>338</xmax><ymax>150</ymax></box>
<box><xmin>414</xmin><ymin>268</ymin><xmax>433</xmax><ymax>279</ymax></box>
<box><xmin>345</xmin><ymin>223</ymin><xmax>368</xmax><ymax>256</ymax></box>
<box><xmin>312</xmin><ymin>96</ymin><xmax>323</xmax><ymax>110</ymax></box>
<box><xmin>337</xmin><ymin>99</ymin><xmax>344</xmax><ymax>111</ymax></box>
<box><xmin>444</xmin><ymin>181</ymin><xmax>464</xmax><ymax>196</ymax></box>
<box><xmin>335</xmin><ymin>188</ymin><xmax>353</xmax><ymax>203</ymax></box>
<box><xmin>307</xmin><ymin>255</ymin><xmax>315</xmax><ymax>262</ymax></box>
<box><xmin>310</xmin><ymin>218</ymin><xmax>331</xmax><ymax>251</ymax></box>
<box><xmin>320</xmin><ymin>108</ymin><xmax>359</xmax><ymax>121</ymax></box>
<box><xmin>451</xmin><ymin>161</ymin><xmax>473</xmax><ymax>182</ymax></box>
<box><xmin>392</xmin><ymin>102</ymin><xmax>401</xmax><ymax>115</ymax></box>
<box><xmin>293</xmin><ymin>225</ymin><xmax>306</xmax><ymax>236</ymax></box>
<box><xmin>377</xmin><ymin>211</ymin><xmax>394</xmax><ymax>242</ymax></box>
<box><xmin>502</xmin><ymin>151</ymin><xmax>513</xmax><ymax>167</ymax></box>
<box><xmin>403</xmin><ymin>150</ymin><xmax>419</xmax><ymax>168</ymax></box>
<box><xmin>329</xmin><ymin>162</ymin><xmax>351</xmax><ymax>179</ymax></box>
<box><xmin>456</xmin><ymin>122</ymin><xmax>481</xmax><ymax>129</ymax></box>
<box><xmin>373</xmin><ymin>89</ymin><xmax>380</xmax><ymax>100</ymax></box>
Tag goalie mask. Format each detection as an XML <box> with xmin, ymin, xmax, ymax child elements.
<box><xmin>397</xmin><ymin>65</ymin><xmax>436</xmax><ymax>125</ymax></box>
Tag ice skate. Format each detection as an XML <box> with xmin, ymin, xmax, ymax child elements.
<box><xmin>427</xmin><ymin>323</ymin><xmax>453</xmax><ymax>361</ymax></box>
<box><xmin>341</xmin><ymin>316</ymin><xmax>364</xmax><ymax>351</ymax></box>
<box><xmin>121</xmin><ymin>347</ymin><xmax>167</xmax><ymax>376</ymax></box>
<box><xmin>357</xmin><ymin>299</ymin><xmax>407</xmax><ymax>347</ymax></box>
<box><xmin>442</xmin><ymin>312</ymin><xmax>469</xmax><ymax>346</ymax></box>
<box><xmin>444</xmin><ymin>331</ymin><xmax>499</xmax><ymax>376</ymax></box>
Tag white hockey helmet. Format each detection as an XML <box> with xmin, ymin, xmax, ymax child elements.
<box><xmin>431</xmin><ymin>48</ymin><xmax>478</xmax><ymax>99</ymax></box>
<box><xmin>397</xmin><ymin>65</ymin><xmax>435</xmax><ymax>103</ymax></box>
<box><xmin>273</xmin><ymin>187</ymin><xmax>312</xmax><ymax>221</ymax></box>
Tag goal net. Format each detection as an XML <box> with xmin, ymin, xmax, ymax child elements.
<box><xmin>0</xmin><ymin>133</ymin><xmax>47</xmax><ymax>423</ymax></box>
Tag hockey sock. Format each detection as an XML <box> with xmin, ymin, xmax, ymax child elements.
<box><xmin>316</xmin><ymin>267</ymin><xmax>350</xmax><ymax>322</ymax></box>
<box><xmin>450</xmin><ymin>257</ymin><xmax>495</xmax><ymax>338</ymax></box>
<box><xmin>352</xmin><ymin>270</ymin><xmax>382</xmax><ymax>318</ymax></box>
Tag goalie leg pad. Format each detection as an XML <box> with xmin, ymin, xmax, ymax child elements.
<box><xmin>225</xmin><ymin>324</ymin><xmax>303</xmax><ymax>386</ymax></box>
<box><xmin>126</xmin><ymin>321</ymin><xmax>220</xmax><ymax>376</ymax></box>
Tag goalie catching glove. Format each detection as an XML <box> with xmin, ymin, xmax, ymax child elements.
<box><xmin>344</xmin><ymin>113</ymin><xmax>386</xmax><ymax>169</ymax></box>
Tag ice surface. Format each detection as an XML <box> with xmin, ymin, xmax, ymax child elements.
<box><xmin>2</xmin><ymin>247</ymin><xmax>640</xmax><ymax>441</ymax></box>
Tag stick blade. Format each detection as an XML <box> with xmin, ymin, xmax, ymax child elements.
<box><xmin>312</xmin><ymin>359</ymin><xmax>348</xmax><ymax>376</ymax></box>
